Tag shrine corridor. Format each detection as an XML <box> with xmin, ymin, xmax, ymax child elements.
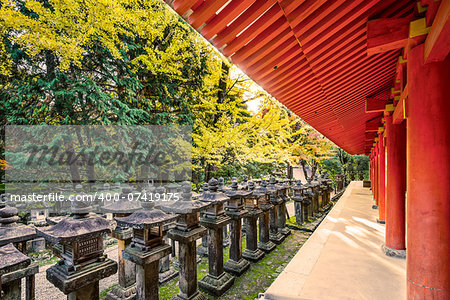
<box><xmin>263</xmin><ymin>181</ymin><xmax>406</xmax><ymax>300</ymax></box>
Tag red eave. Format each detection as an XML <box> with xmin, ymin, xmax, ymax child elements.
<box><xmin>166</xmin><ymin>0</ymin><xmax>416</xmax><ymax>154</ymax></box>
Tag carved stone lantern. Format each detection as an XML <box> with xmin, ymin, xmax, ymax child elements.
<box><xmin>217</xmin><ymin>178</ymin><xmax>230</xmax><ymax>248</ymax></box>
<box><xmin>223</xmin><ymin>180</ymin><xmax>251</xmax><ymax>276</ymax></box>
<box><xmin>304</xmin><ymin>180</ymin><xmax>315</xmax><ymax>220</ymax></box>
<box><xmin>158</xmin><ymin>181</ymin><xmax>212</xmax><ymax>300</ymax></box>
<box><xmin>197</xmin><ymin>178</ymin><xmax>234</xmax><ymax>296</ymax></box>
<box><xmin>311</xmin><ymin>175</ymin><xmax>322</xmax><ymax>216</ymax></box>
<box><xmin>197</xmin><ymin>184</ymin><xmax>209</xmax><ymax>258</ymax></box>
<box><xmin>239</xmin><ymin>175</ymin><xmax>249</xmax><ymax>190</ymax></box>
<box><xmin>115</xmin><ymin>189</ymin><xmax>177</xmax><ymax>300</ymax></box>
<box><xmin>242</xmin><ymin>181</ymin><xmax>265</xmax><ymax>262</ymax></box>
<box><xmin>256</xmin><ymin>180</ymin><xmax>276</xmax><ymax>253</ymax></box>
<box><xmin>0</xmin><ymin>243</ymin><xmax>39</xmax><ymax>300</ymax></box>
<box><xmin>0</xmin><ymin>198</ymin><xmax>36</xmax><ymax>253</ymax></box>
<box><xmin>102</xmin><ymin>187</ymin><xmax>142</xmax><ymax>300</ymax></box>
<box><xmin>267</xmin><ymin>177</ymin><xmax>285</xmax><ymax>244</ymax></box>
<box><xmin>36</xmin><ymin>199</ymin><xmax>117</xmax><ymax>299</ymax></box>
<box><xmin>275</xmin><ymin>178</ymin><xmax>291</xmax><ymax>237</ymax></box>
<box><xmin>292</xmin><ymin>180</ymin><xmax>307</xmax><ymax>225</ymax></box>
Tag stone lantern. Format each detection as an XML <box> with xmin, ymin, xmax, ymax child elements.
<box><xmin>256</xmin><ymin>180</ymin><xmax>276</xmax><ymax>253</ymax></box>
<box><xmin>102</xmin><ymin>187</ymin><xmax>142</xmax><ymax>300</ymax></box>
<box><xmin>0</xmin><ymin>243</ymin><xmax>39</xmax><ymax>300</ymax></box>
<box><xmin>36</xmin><ymin>199</ymin><xmax>117</xmax><ymax>300</ymax></box>
<box><xmin>267</xmin><ymin>177</ymin><xmax>285</xmax><ymax>244</ymax></box>
<box><xmin>322</xmin><ymin>172</ymin><xmax>333</xmax><ymax>208</ymax></box>
<box><xmin>292</xmin><ymin>180</ymin><xmax>307</xmax><ymax>225</ymax></box>
<box><xmin>239</xmin><ymin>175</ymin><xmax>249</xmax><ymax>190</ymax></box>
<box><xmin>115</xmin><ymin>189</ymin><xmax>177</xmax><ymax>300</ymax></box>
<box><xmin>197</xmin><ymin>183</ymin><xmax>209</xmax><ymax>257</ymax></box>
<box><xmin>275</xmin><ymin>178</ymin><xmax>291</xmax><ymax>237</ymax></box>
<box><xmin>217</xmin><ymin>177</ymin><xmax>230</xmax><ymax>248</ymax></box>
<box><xmin>197</xmin><ymin>178</ymin><xmax>234</xmax><ymax>296</ymax></box>
<box><xmin>303</xmin><ymin>180</ymin><xmax>314</xmax><ymax>221</ymax></box>
<box><xmin>0</xmin><ymin>198</ymin><xmax>36</xmax><ymax>253</ymax></box>
<box><xmin>151</xmin><ymin>185</ymin><xmax>179</xmax><ymax>284</ymax></box>
<box><xmin>158</xmin><ymin>181</ymin><xmax>212</xmax><ymax>300</ymax></box>
<box><xmin>311</xmin><ymin>175</ymin><xmax>322</xmax><ymax>216</ymax></box>
<box><xmin>242</xmin><ymin>181</ymin><xmax>265</xmax><ymax>262</ymax></box>
<box><xmin>223</xmin><ymin>180</ymin><xmax>251</xmax><ymax>276</ymax></box>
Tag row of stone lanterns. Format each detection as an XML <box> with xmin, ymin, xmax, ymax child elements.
<box><xmin>1</xmin><ymin>173</ymin><xmax>334</xmax><ymax>300</ymax></box>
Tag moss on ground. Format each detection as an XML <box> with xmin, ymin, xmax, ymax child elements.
<box><xmin>157</xmin><ymin>230</ymin><xmax>311</xmax><ymax>300</ymax></box>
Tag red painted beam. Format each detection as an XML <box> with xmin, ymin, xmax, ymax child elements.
<box><xmin>189</xmin><ymin>0</ymin><xmax>229</xmax><ymax>29</ymax></box>
<box><xmin>365</xmin><ymin>98</ymin><xmax>390</xmax><ymax>113</ymax></box>
<box><xmin>221</xmin><ymin>5</ymin><xmax>284</xmax><ymax>56</ymax></box>
<box><xmin>201</xmin><ymin>0</ymin><xmax>257</xmax><ymax>40</ymax></box>
<box><xmin>212</xmin><ymin>0</ymin><xmax>277</xmax><ymax>49</ymax></box>
<box><xmin>424</xmin><ymin>0</ymin><xmax>450</xmax><ymax>63</ymax></box>
<box><xmin>367</xmin><ymin>18</ymin><xmax>410</xmax><ymax>56</ymax></box>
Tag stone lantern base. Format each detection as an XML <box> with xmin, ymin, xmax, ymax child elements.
<box><xmin>258</xmin><ymin>240</ymin><xmax>276</xmax><ymax>253</ymax></box>
<box><xmin>279</xmin><ymin>227</ymin><xmax>291</xmax><ymax>236</ymax></box>
<box><xmin>223</xmin><ymin>258</ymin><xmax>250</xmax><ymax>276</ymax></box>
<box><xmin>242</xmin><ymin>248</ymin><xmax>265</xmax><ymax>262</ymax></box>
<box><xmin>198</xmin><ymin>272</ymin><xmax>234</xmax><ymax>297</ymax></box>
<box><xmin>269</xmin><ymin>231</ymin><xmax>285</xmax><ymax>244</ymax></box>
<box><xmin>46</xmin><ymin>259</ymin><xmax>117</xmax><ymax>296</ymax></box>
<box><xmin>106</xmin><ymin>285</ymin><xmax>136</xmax><ymax>300</ymax></box>
<box><xmin>173</xmin><ymin>291</ymin><xmax>208</xmax><ymax>300</ymax></box>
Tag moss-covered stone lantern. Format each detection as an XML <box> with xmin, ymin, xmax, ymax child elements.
<box><xmin>223</xmin><ymin>180</ymin><xmax>251</xmax><ymax>276</ymax></box>
<box><xmin>36</xmin><ymin>198</ymin><xmax>117</xmax><ymax>300</ymax></box>
<box><xmin>197</xmin><ymin>178</ymin><xmax>234</xmax><ymax>296</ymax></box>
<box><xmin>242</xmin><ymin>181</ymin><xmax>265</xmax><ymax>262</ymax></box>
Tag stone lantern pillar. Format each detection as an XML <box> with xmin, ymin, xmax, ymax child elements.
<box><xmin>0</xmin><ymin>243</ymin><xmax>39</xmax><ymax>300</ymax></box>
<box><xmin>304</xmin><ymin>181</ymin><xmax>314</xmax><ymax>221</ymax></box>
<box><xmin>310</xmin><ymin>176</ymin><xmax>321</xmax><ymax>216</ymax></box>
<box><xmin>197</xmin><ymin>179</ymin><xmax>234</xmax><ymax>296</ymax></box>
<box><xmin>115</xmin><ymin>191</ymin><xmax>177</xmax><ymax>300</ymax></box>
<box><xmin>257</xmin><ymin>180</ymin><xmax>276</xmax><ymax>253</ymax></box>
<box><xmin>197</xmin><ymin>183</ymin><xmax>209</xmax><ymax>258</ymax></box>
<box><xmin>267</xmin><ymin>178</ymin><xmax>284</xmax><ymax>244</ymax></box>
<box><xmin>275</xmin><ymin>179</ymin><xmax>291</xmax><ymax>237</ymax></box>
<box><xmin>217</xmin><ymin>177</ymin><xmax>230</xmax><ymax>248</ymax></box>
<box><xmin>292</xmin><ymin>180</ymin><xmax>307</xmax><ymax>225</ymax></box>
<box><xmin>157</xmin><ymin>185</ymin><xmax>179</xmax><ymax>284</ymax></box>
<box><xmin>102</xmin><ymin>187</ymin><xmax>141</xmax><ymax>300</ymax></box>
<box><xmin>0</xmin><ymin>199</ymin><xmax>37</xmax><ymax>253</ymax></box>
<box><xmin>223</xmin><ymin>180</ymin><xmax>251</xmax><ymax>276</ymax></box>
<box><xmin>36</xmin><ymin>199</ymin><xmax>117</xmax><ymax>300</ymax></box>
<box><xmin>158</xmin><ymin>181</ymin><xmax>212</xmax><ymax>300</ymax></box>
<box><xmin>242</xmin><ymin>182</ymin><xmax>265</xmax><ymax>262</ymax></box>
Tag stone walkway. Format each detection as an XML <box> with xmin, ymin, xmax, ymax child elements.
<box><xmin>262</xmin><ymin>181</ymin><xmax>406</xmax><ymax>300</ymax></box>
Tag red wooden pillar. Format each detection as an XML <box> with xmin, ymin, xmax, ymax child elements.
<box><xmin>377</xmin><ymin>132</ymin><xmax>386</xmax><ymax>223</ymax></box>
<box><xmin>373</xmin><ymin>142</ymin><xmax>379</xmax><ymax>206</ymax></box>
<box><xmin>384</xmin><ymin>114</ymin><xmax>406</xmax><ymax>255</ymax></box>
<box><xmin>406</xmin><ymin>44</ymin><xmax>450</xmax><ymax>299</ymax></box>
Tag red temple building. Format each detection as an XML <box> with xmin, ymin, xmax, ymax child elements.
<box><xmin>164</xmin><ymin>0</ymin><xmax>449</xmax><ymax>299</ymax></box>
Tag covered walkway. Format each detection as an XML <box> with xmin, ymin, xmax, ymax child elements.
<box><xmin>263</xmin><ymin>181</ymin><xmax>405</xmax><ymax>300</ymax></box>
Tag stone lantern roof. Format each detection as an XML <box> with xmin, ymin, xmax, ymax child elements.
<box><xmin>0</xmin><ymin>199</ymin><xmax>36</xmax><ymax>247</ymax></box>
<box><xmin>115</xmin><ymin>188</ymin><xmax>177</xmax><ymax>230</ymax></box>
<box><xmin>267</xmin><ymin>177</ymin><xmax>283</xmax><ymax>205</ymax></box>
<box><xmin>36</xmin><ymin>200</ymin><xmax>113</xmax><ymax>245</ymax></box>
<box><xmin>102</xmin><ymin>187</ymin><xmax>142</xmax><ymax>215</ymax></box>
<box><xmin>0</xmin><ymin>243</ymin><xmax>31</xmax><ymax>275</ymax></box>
<box><xmin>225</xmin><ymin>180</ymin><xmax>252</xmax><ymax>200</ymax></box>
<box><xmin>158</xmin><ymin>181</ymin><xmax>212</xmax><ymax>215</ymax></box>
<box><xmin>197</xmin><ymin>178</ymin><xmax>230</xmax><ymax>205</ymax></box>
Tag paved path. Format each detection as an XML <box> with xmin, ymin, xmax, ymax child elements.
<box><xmin>263</xmin><ymin>181</ymin><xmax>406</xmax><ymax>300</ymax></box>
